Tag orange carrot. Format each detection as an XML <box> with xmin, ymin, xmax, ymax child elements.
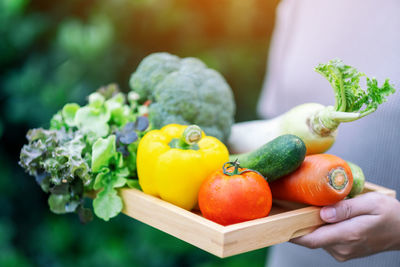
<box><xmin>269</xmin><ymin>154</ymin><xmax>353</xmax><ymax>206</ymax></box>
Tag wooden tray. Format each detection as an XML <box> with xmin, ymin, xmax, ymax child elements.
<box><xmin>118</xmin><ymin>182</ymin><xmax>396</xmax><ymax>258</ymax></box>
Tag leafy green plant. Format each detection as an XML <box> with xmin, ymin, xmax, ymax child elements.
<box><xmin>19</xmin><ymin>85</ymin><xmax>150</xmax><ymax>222</ymax></box>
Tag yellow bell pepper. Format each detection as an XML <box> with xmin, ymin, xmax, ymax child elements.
<box><xmin>137</xmin><ymin>124</ymin><xmax>229</xmax><ymax>210</ymax></box>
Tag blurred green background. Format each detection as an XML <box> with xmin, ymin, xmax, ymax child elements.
<box><xmin>0</xmin><ymin>0</ymin><xmax>279</xmax><ymax>266</ymax></box>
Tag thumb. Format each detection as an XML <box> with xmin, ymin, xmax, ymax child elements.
<box><xmin>320</xmin><ymin>193</ymin><xmax>379</xmax><ymax>223</ymax></box>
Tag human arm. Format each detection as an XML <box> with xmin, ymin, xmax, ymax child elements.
<box><xmin>291</xmin><ymin>192</ymin><xmax>400</xmax><ymax>262</ymax></box>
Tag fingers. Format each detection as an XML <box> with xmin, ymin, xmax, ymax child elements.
<box><xmin>291</xmin><ymin>224</ymin><xmax>339</xmax><ymax>249</ymax></box>
<box><xmin>320</xmin><ymin>192</ymin><xmax>382</xmax><ymax>223</ymax></box>
<box><xmin>290</xmin><ymin>216</ymin><xmax>368</xmax><ymax>249</ymax></box>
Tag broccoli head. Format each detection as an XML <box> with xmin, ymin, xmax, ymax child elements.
<box><xmin>129</xmin><ymin>52</ymin><xmax>236</xmax><ymax>142</ymax></box>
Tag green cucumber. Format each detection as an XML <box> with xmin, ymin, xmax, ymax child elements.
<box><xmin>346</xmin><ymin>161</ymin><xmax>365</xmax><ymax>198</ymax></box>
<box><xmin>230</xmin><ymin>134</ymin><xmax>306</xmax><ymax>182</ymax></box>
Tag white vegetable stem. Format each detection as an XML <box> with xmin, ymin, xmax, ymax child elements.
<box><xmin>228</xmin><ymin>103</ymin><xmax>363</xmax><ymax>155</ymax></box>
<box><xmin>309</xmin><ymin>106</ymin><xmax>361</xmax><ymax>136</ymax></box>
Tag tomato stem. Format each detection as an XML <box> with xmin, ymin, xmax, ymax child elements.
<box><xmin>222</xmin><ymin>160</ymin><xmax>239</xmax><ymax>175</ymax></box>
<box><xmin>222</xmin><ymin>160</ymin><xmax>264</xmax><ymax>178</ymax></box>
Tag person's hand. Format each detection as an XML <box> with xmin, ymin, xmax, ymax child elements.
<box><xmin>291</xmin><ymin>192</ymin><xmax>400</xmax><ymax>262</ymax></box>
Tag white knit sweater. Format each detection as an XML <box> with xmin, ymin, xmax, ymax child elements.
<box><xmin>258</xmin><ymin>0</ymin><xmax>400</xmax><ymax>266</ymax></box>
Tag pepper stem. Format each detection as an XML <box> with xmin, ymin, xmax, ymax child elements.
<box><xmin>328</xmin><ymin>167</ymin><xmax>349</xmax><ymax>190</ymax></box>
<box><xmin>169</xmin><ymin>125</ymin><xmax>202</xmax><ymax>150</ymax></box>
<box><xmin>181</xmin><ymin>125</ymin><xmax>202</xmax><ymax>145</ymax></box>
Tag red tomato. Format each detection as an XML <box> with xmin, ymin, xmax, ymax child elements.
<box><xmin>198</xmin><ymin>162</ymin><xmax>272</xmax><ymax>226</ymax></box>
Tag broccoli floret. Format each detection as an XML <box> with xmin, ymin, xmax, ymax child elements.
<box><xmin>129</xmin><ymin>52</ymin><xmax>236</xmax><ymax>142</ymax></box>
